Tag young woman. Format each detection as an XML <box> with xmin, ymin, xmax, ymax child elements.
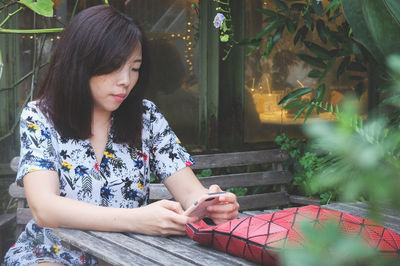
<box><xmin>3</xmin><ymin>5</ymin><xmax>239</xmax><ymax>265</ymax></box>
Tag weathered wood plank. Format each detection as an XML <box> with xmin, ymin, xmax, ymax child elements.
<box><xmin>0</xmin><ymin>213</ymin><xmax>15</xmax><ymax>228</ymax></box>
<box><xmin>289</xmin><ymin>195</ymin><xmax>321</xmax><ymax>206</ymax></box>
<box><xmin>8</xmin><ymin>182</ymin><xmax>25</xmax><ymax>199</ymax></box>
<box><xmin>242</xmin><ymin>210</ymin><xmax>264</xmax><ymax>216</ymax></box>
<box><xmin>10</xmin><ymin>156</ymin><xmax>19</xmax><ymax>172</ymax></box>
<box><xmin>53</xmin><ymin>228</ymin><xmax>154</xmax><ymax>266</ymax></box>
<box><xmin>168</xmin><ymin>236</ymin><xmax>258</xmax><ymax>266</ymax></box>
<box><xmin>198</xmin><ymin>171</ymin><xmax>292</xmax><ymax>189</ymax></box>
<box><xmin>191</xmin><ymin>149</ymin><xmax>288</xmax><ymax>169</ymax></box>
<box><xmin>238</xmin><ymin>192</ymin><xmax>289</xmax><ymax>210</ymax></box>
<box><xmin>89</xmin><ymin>231</ymin><xmax>192</xmax><ymax>266</ymax></box>
<box><xmin>0</xmin><ymin>164</ymin><xmax>13</xmax><ymax>176</ymax></box>
<box><xmin>128</xmin><ymin>232</ymin><xmax>254</xmax><ymax>265</ymax></box>
<box><xmin>149</xmin><ymin>171</ymin><xmax>292</xmax><ymax>200</ymax></box>
<box><xmin>16</xmin><ymin>208</ymin><xmax>32</xmax><ymax>225</ymax></box>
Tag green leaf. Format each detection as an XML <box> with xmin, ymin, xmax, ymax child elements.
<box><xmin>264</xmin><ymin>16</ymin><xmax>278</xmax><ymax>23</ymax></box>
<box><xmin>316</xmin><ymin>84</ymin><xmax>326</xmax><ymax>102</ymax></box>
<box><xmin>351</xmin><ymin>41</ymin><xmax>364</xmax><ymax>61</ymax></box>
<box><xmin>318</xmin><ymin>58</ymin><xmax>336</xmax><ymax>82</ymax></box>
<box><xmin>271</xmin><ymin>0</ymin><xmax>289</xmax><ymax>15</ymax></box>
<box><xmin>312</xmin><ymin>0</ymin><xmax>324</xmax><ymax>17</ymax></box>
<box><xmin>246</xmin><ymin>45</ymin><xmax>257</xmax><ymax>56</ymax></box>
<box><xmin>297</xmin><ymin>54</ymin><xmax>327</xmax><ymax>68</ymax></box>
<box><xmin>18</xmin><ymin>0</ymin><xmax>54</xmax><ymax>17</ymax></box>
<box><xmin>200</xmin><ymin>169</ymin><xmax>212</xmax><ymax>177</ymax></box>
<box><xmin>329</xmin><ymin>103</ymin><xmax>334</xmax><ymax>113</ymax></box>
<box><xmin>282</xmin><ymin>101</ymin><xmax>308</xmax><ymax>110</ymax></box>
<box><xmin>285</xmin><ymin>18</ymin><xmax>296</xmax><ymax>34</ymax></box>
<box><xmin>304</xmin><ymin>41</ymin><xmax>332</xmax><ymax>60</ymax></box>
<box><xmin>316</xmin><ymin>20</ymin><xmax>328</xmax><ymax>44</ymax></box>
<box><xmin>341</xmin><ymin>0</ymin><xmax>385</xmax><ymax>62</ymax></box>
<box><xmin>257</xmin><ymin>8</ymin><xmax>277</xmax><ymax>17</ymax></box>
<box><xmin>279</xmin><ymin>87</ymin><xmax>314</xmax><ymax>105</ymax></box>
<box><xmin>294</xmin><ymin>104</ymin><xmax>308</xmax><ymax>120</ymax></box>
<box><xmin>363</xmin><ymin>0</ymin><xmax>400</xmax><ymax>57</ymax></box>
<box><xmin>254</xmin><ymin>17</ymin><xmax>283</xmax><ymax>40</ymax></box>
<box><xmin>354</xmin><ymin>82</ymin><xmax>365</xmax><ymax>99</ymax></box>
<box><xmin>304</xmin><ymin>103</ymin><xmax>315</xmax><ymax>123</ymax></box>
<box><xmin>273</xmin><ymin>30</ymin><xmax>282</xmax><ymax>43</ymax></box>
<box><xmin>294</xmin><ymin>25</ymin><xmax>308</xmax><ymax>45</ymax></box>
<box><xmin>325</xmin><ymin>28</ymin><xmax>339</xmax><ymax>47</ymax></box>
<box><xmin>262</xmin><ymin>36</ymin><xmax>274</xmax><ymax>58</ymax></box>
<box><xmin>335</xmin><ymin>105</ymin><xmax>340</xmax><ymax>114</ymax></box>
<box><xmin>384</xmin><ymin>0</ymin><xmax>400</xmax><ymax>26</ymax></box>
<box><xmin>326</xmin><ymin>0</ymin><xmax>341</xmax><ymax>13</ymax></box>
<box><xmin>220</xmin><ymin>34</ymin><xmax>229</xmax><ymax>42</ymax></box>
<box><xmin>303</xmin><ymin>11</ymin><xmax>313</xmax><ymax>29</ymax></box>
<box><xmin>291</xmin><ymin>3</ymin><xmax>307</xmax><ymax>11</ymax></box>
<box><xmin>308</xmin><ymin>69</ymin><xmax>323</xmax><ymax>78</ymax></box>
<box><xmin>337</xmin><ymin>57</ymin><xmax>350</xmax><ymax>79</ymax></box>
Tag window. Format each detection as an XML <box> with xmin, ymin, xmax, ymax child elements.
<box><xmin>244</xmin><ymin>0</ymin><xmax>368</xmax><ymax>143</ymax></box>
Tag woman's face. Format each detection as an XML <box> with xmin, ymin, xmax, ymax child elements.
<box><xmin>90</xmin><ymin>46</ymin><xmax>142</xmax><ymax>115</ymax></box>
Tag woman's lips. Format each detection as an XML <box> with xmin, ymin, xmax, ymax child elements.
<box><xmin>113</xmin><ymin>94</ymin><xmax>126</xmax><ymax>103</ymax></box>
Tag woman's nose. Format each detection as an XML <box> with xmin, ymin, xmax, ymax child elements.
<box><xmin>117</xmin><ymin>69</ymin><xmax>130</xmax><ymax>87</ymax></box>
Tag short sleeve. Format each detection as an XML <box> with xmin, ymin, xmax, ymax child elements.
<box><xmin>146</xmin><ymin>101</ymin><xmax>195</xmax><ymax>182</ymax></box>
<box><xmin>16</xmin><ymin>102</ymin><xmax>57</xmax><ymax>186</ymax></box>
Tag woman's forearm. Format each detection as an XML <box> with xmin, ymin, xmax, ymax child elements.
<box><xmin>164</xmin><ymin>167</ymin><xmax>208</xmax><ymax>210</ymax></box>
<box><xmin>33</xmin><ymin>194</ymin><xmax>137</xmax><ymax>231</ymax></box>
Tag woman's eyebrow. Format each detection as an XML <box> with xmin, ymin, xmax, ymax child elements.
<box><xmin>132</xmin><ymin>58</ymin><xmax>142</xmax><ymax>63</ymax></box>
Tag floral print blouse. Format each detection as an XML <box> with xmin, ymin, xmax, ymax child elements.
<box><xmin>3</xmin><ymin>99</ymin><xmax>194</xmax><ymax>265</ymax></box>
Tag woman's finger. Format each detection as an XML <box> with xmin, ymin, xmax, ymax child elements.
<box><xmin>160</xmin><ymin>200</ymin><xmax>184</xmax><ymax>214</ymax></box>
<box><xmin>218</xmin><ymin>192</ymin><xmax>237</xmax><ymax>203</ymax></box>
<box><xmin>208</xmin><ymin>184</ymin><xmax>222</xmax><ymax>193</ymax></box>
<box><xmin>207</xmin><ymin>202</ymin><xmax>239</xmax><ymax>213</ymax></box>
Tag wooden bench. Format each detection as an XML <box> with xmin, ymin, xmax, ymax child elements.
<box><xmin>2</xmin><ymin>149</ymin><xmax>318</xmax><ymax>252</ymax></box>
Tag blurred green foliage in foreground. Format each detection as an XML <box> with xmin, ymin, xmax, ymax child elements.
<box><xmin>281</xmin><ymin>55</ymin><xmax>400</xmax><ymax>265</ymax></box>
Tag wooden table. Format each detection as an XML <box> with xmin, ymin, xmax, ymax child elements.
<box><xmin>53</xmin><ymin>203</ymin><xmax>400</xmax><ymax>266</ymax></box>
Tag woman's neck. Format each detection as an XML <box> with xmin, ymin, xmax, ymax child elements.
<box><xmin>91</xmin><ymin>108</ymin><xmax>112</xmax><ymax>131</ymax></box>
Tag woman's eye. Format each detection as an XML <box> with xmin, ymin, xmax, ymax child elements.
<box><xmin>132</xmin><ymin>67</ymin><xmax>140</xmax><ymax>72</ymax></box>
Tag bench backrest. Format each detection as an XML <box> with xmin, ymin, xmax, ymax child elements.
<box><xmin>8</xmin><ymin>149</ymin><xmax>292</xmax><ymax>236</ymax></box>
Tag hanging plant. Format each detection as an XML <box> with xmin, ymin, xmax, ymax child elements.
<box><xmin>212</xmin><ymin>0</ymin><xmax>237</xmax><ymax>61</ymax></box>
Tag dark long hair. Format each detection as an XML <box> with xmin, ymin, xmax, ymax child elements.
<box><xmin>37</xmin><ymin>5</ymin><xmax>147</xmax><ymax>148</ymax></box>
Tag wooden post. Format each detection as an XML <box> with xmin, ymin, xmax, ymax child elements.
<box><xmin>0</xmin><ymin>5</ymin><xmax>20</xmax><ymax>163</ymax></box>
<box><xmin>199</xmin><ymin>0</ymin><xmax>219</xmax><ymax>149</ymax></box>
<box><xmin>219</xmin><ymin>0</ymin><xmax>245</xmax><ymax>150</ymax></box>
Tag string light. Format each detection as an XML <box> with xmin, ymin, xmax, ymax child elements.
<box><xmin>162</xmin><ymin>12</ymin><xmax>197</xmax><ymax>75</ymax></box>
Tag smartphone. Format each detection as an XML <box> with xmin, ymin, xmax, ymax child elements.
<box><xmin>184</xmin><ymin>192</ymin><xmax>227</xmax><ymax>219</ymax></box>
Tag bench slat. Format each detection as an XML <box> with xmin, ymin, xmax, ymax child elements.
<box><xmin>9</xmin><ymin>182</ymin><xmax>25</xmax><ymax>199</ymax></box>
<box><xmin>238</xmin><ymin>192</ymin><xmax>290</xmax><ymax>210</ymax></box>
<box><xmin>289</xmin><ymin>195</ymin><xmax>321</xmax><ymax>206</ymax></box>
<box><xmin>53</xmin><ymin>228</ymin><xmax>154</xmax><ymax>265</ymax></box>
<box><xmin>0</xmin><ymin>213</ymin><xmax>16</xmax><ymax>228</ymax></box>
<box><xmin>198</xmin><ymin>170</ymin><xmax>292</xmax><ymax>189</ymax></box>
<box><xmin>89</xmin><ymin>231</ymin><xmax>193</xmax><ymax>266</ymax></box>
<box><xmin>191</xmin><ymin>149</ymin><xmax>288</xmax><ymax>169</ymax></box>
<box><xmin>127</xmin><ymin>232</ymin><xmax>255</xmax><ymax>266</ymax></box>
<box><xmin>16</xmin><ymin>208</ymin><xmax>32</xmax><ymax>225</ymax></box>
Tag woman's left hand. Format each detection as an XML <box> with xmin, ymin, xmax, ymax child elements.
<box><xmin>206</xmin><ymin>184</ymin><xmax>239</xmax><ymax>224</ymax></box>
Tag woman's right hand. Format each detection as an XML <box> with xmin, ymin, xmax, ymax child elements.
<box><xmin>135</xmin><ymin>200</ymin><xmax>198</xmax><ymax>237</ymax></box>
